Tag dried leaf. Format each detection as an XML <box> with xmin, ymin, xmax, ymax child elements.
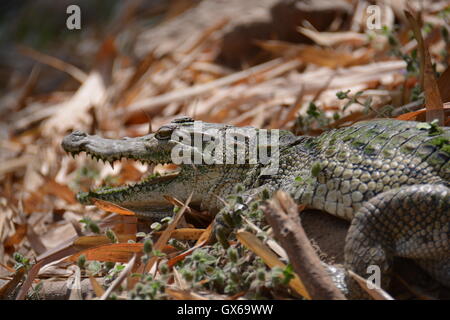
<box><xmin>154</xmin><ymin>228</ymin><xmax>205</xmax><ymax>241</ymax></box>
<box><xmin>396</xmin><ymin>109</ymin><xmax>426</xmax><ymax>121</ymax></box>
<box><xmin>18</xmin><ymin>46</ymin><xmax>87</xmax><ymax>83</ymax></box>
<box><xmin>195</xmin><ymin>222</ymin><xmax>214</xmax><ymax>246</ymax></box>
<box><xmin>236</xmin><ymin>231</ymin><xmax>311</xmax><ymax>299</ymax></box>
<box><xmin>91</xmin><ymin>198</ymin><xmax>136</xmax><ymax>216</ymax></box>
<box><xmin>73</xmin><ymin>234</ymin><xmax>137</xmax><ymax>250</ymax></box>
<box><xmin>0</xmin><ymin>267</ymin><xmax>26</xmax><ymax>299</ymax></box>
<box><xmin>89</xmin><ymin>275</ymin><xmax>105</xmax><ymax>297</ymax></box>
<box><xmin>0</xmin><ymin>263</ymin><xmax>15</xmax><ymax>273</ymax></box>
<box><xmin>396</xmin><ymin>106</ymin><xmax>450</xmax><ymax>121</ymax></box>
<box><xmin>257</xmin><ymin>41</ymin><xmax>372</xmax><ymax>68</ymax></box>
<box><xmin>4</xmin><ymin>223</ymin><xmax>28</xmax><ymax>249</ymax></box>
<box><xmin>43</xmin><ymin>71</ymin><xmax>106</xmax><ymax>135</ymax></box>
<box><xmin>67</xmin><ymin>243</ymin><xmax>144</xmax><ymax>263</ymax></box>
<box><xmin>165</xmin><ymin>287</ymin><xmax>208</xmax><ymax>300</ymax></box>
<box><xmin>166</xmin><ymin>223</ymin><xmax>212</xmax><ymax>268</ymax></box>
<box><xmin>68</xmin><ymin>266</ymin><xmax>82</xmax><ymax>300</ymax></box>
<box><xmin>0</xmin><ymin>155</ymin><xmax>33</xmax><ymax>176</ymax></box>
<box><xmin>298</xmin><ymin>28</ymin><xmax>368</xmax><ymax>46</ymax></box>
<box><xmin>437</xmin><ymin>66</ymin><xmax>450</xmax><ymax>103</ymax></box>
<box><xmin>121</xmin><ymin>58</ymin><xmax>283</xmax><ymax>117</ymax></box>
<box><xmin>405</xmin><ymin>11</ymin><xmax>444</xmax><ymax>124</ymax></box>
<box><xmin>41</xmin><ymin>178</ymin><xmax>76</xmax><ymax>204</ymax></box>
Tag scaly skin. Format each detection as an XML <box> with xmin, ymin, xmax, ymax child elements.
<box><xmin>62</xmin><ymin>117</ymin><xmax>450</xmax><ymax>298</ymax></box>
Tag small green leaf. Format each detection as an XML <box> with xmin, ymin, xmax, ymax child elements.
<box><xmin>143</xmin><ymin>239</ymin><xmax>153</xmax><ymax>254</ymax></box>
<box><xmin>105</xmin><ymin>228</ymin><xmax>118</xmax><ymax>244</ymax></box>
<box><xmin>161</xmin><ymin>217</ymin><xmax>173</xmax><ymax>224</ymax></box>
<box><xmin>151</xmin><ymin>222</ymin><xmax>162</xmax><ymax>231</ymax></box>
<box><xmin>87</xmin><ymin>260</ymin><xmax>102</xmax><ymax>275</ymax></box>
<box><xmin>336</xmin><ymin>90</ymin><xmax>350</xmax><ymax>100</ymax></box>
<box><xmin>227</xmin><ymin>247</ymin><xmax>238</xmax><ymax>264</ymax></box>
<box><xmin>77</xmin><ymin>255</ymin><xmax>86</xmax><ymax>269</ymax></box>
<box><xmin>282</xmin><ymin>264</ymin><xmax>295</xmax><ymax>284</ymax></box>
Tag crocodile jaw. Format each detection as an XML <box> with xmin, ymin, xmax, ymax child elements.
<box><xmin>61</xmin><ymin>130</ymin><xmax>171</xmax><ymax>165</ymax></box>
<box><xmin>61</xmin><ymin>130</ymin><xmax>194</xmax><ymax>216</ymax></box>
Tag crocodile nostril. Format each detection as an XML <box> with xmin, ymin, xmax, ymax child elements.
<box><xmin>72</xmin><ymin>130</ymin><xmax>87</xmax><ymax>137</ymax></box>
<box><xmin>61</xmin><ymin>131</ymin><xmax>88</xmax><ymax>151</ymax></box>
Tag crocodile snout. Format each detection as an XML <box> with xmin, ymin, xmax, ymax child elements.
<box><xmin>61</xmin><ymin>131</ymin><xmax>88</xmax><ymax>152</ymax></box>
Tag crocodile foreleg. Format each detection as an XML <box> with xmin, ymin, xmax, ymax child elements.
<box><xmin>213</xmin><ymin>185</ymin><xmax>273</xmax><ymax>247</ymax></box>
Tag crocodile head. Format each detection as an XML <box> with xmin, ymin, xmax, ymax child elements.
<box><xmin>62</xmin><ymin>116</ymin><xmax>285</xmax><ymax>218</ymax></box>
<box><xmin>62</xmin><ymin>116</ymin><xmax>210</xmax><ymax>167</ymax></box>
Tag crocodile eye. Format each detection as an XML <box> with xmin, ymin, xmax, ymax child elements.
<box><xmin>155</xmin><ymin>126</ymin><xmax>174</xmax><ymax>140</ymax></box>
<box><xmin>172</xmin><ymin>116</ymin><xmax>194</xmax><ymax>124</ymax></box>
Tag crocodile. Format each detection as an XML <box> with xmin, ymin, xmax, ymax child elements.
<box><xmin>62</xmin><ymin>116</ymin><xmax>450</xmax><ymax>298</ymax></box>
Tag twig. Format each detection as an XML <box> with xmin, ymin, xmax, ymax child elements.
<box><xmin>100</xmin><ymin>254</ymin><xmax>136</xmax><ymax>300</ymax></box>
<box><xmin>17</xmin><ymin>46</ymin><xmax>87</xmax><ymax>83</ymax></box>
<box><xmin>391</xmin><ymin>99</ymin><xmax>424</xmax><ymax>117</ymax></box>
<box><xmin>140</xmin><ymin>193</ymin><xmax>193</xmax><ymax>274</ymax></box>
<box><xmin>119</xmin><ymin>58</ymin><xmax>284</xmax><ymax>117</ymax></box>
<box><xmin>405</xmin><ymin>11</ymin><xmax>444</xmax><ymax>124</ymax></box>
<box><xmin>264</xmin><ymin>191</ymin><xmax>346</xmax><ymax>300</ymax></box>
